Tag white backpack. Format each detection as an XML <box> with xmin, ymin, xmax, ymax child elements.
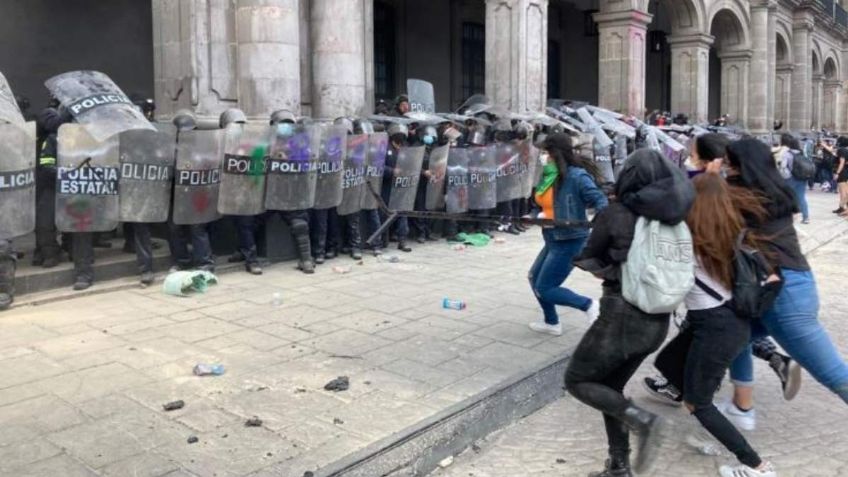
<box><xmin>622</xmin><ymin>217</ymin><xmax>695</xmax><ymax>314</ymax></box>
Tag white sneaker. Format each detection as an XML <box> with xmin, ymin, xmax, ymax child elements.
<box><xmin>718</xmin><ymin>461</ymin><xmax>776</xmax><ymax>477</ymax></box>
<box><xmin>717</xmin><ymin>400</ymin><xmax>756</xmax><ymax>431</ymax></box>
<box><xmin>528</xmin><ymin>321</ymin><xmax>563</xmax><ymax>336</ymax></box>
<box><xmin>584</xmin><ymin>300</ymin><xmax>600</xmax><ymax>324</ymax></box>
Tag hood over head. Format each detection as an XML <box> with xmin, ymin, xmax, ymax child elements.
<box><xmin>614</xmin><ymin>148</ymin><xmax>694</xmax><ymax>225</ymax></box>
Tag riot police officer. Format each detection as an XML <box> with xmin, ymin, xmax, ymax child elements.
<box><xmin>381</xmin><ymin>122</ymin><xmax>412</xmax><ymax>252</ymax></box>
<box><xmin>33</xmin><ymin>97</ymin><xmax>70</xmax><ymax>269</ymax></box>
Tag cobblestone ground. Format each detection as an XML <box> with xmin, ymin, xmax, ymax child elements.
<box><xmin>435</xmin><ymin>191</ymin><xmax>848</xmax><ymax>477</ymax></box>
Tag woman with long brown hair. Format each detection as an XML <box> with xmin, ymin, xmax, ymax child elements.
<box><xmin>661</xmin><ymin>173</ymin><xmax>776</xmax><ymax>477</ymax></box>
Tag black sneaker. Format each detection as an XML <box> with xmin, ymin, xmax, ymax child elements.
<box><xmin>769</xmin><ymin>355</ymin><xmax>802</xmax><ymax>401</ymax></box>
<box><xmin>833</xmin><ymin>207</ymin><xmax>845</xmax><ymax>214</ymax></box>
<box><xmin>642</xmin><ymin>376</ymin><xmax>683</xmax><ymax>406</ymax></box>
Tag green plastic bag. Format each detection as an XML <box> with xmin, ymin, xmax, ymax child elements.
<box><xmin>454</xmin><ymin>232</ymin><xmax>491</xmax><ymax>247</ymax></box>
<box><xmin>162</xmin><ymin>271</ymin><xmax>219</xmax><ymax>297</ymax></box>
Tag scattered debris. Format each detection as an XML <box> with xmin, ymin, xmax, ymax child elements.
<box><xmin>493</xmin><ymin>237</ymin><xmax>506</xmax><ymax>244</ymax></box>
<box><xmin>193</xmin><ymin>363</ymin><xmax>225</xmax><ymax>376</ymax></box>
<box><xmin>271</xmin><ymin>292</ymin><xmax>283</xmax><ymax>307</ymax></box>
<box><xmin>452</xmin><ymin>244</ymin><xmax>467</xmax><ymax>251</ymax></box>
<box><xmin>128</xmin><ymin>347</ymin><xmax>137</xmax><ymax>351</ymax></box>
<box><xmin>363</xmin><ymin>381</ymin><xmax>372</xmax><ymax>386</ymax></box>
<box><xmin>222</xmin><ymin>434</ymin><xmax>228</xmax><ymax>438</ymax></box>
<box><xmin>266</xmin><ymin>452</ymin><xmax>273</xmax><ymax>457</ymax></box>
<box><xmin>442</xmin><ymin>298</ymin><xmax>467</xmax><ymax>310</ymax></box>
<box><xmin>323</xmin><ymin>376</ymin><xmax>350</xmax><ymax>392</ymax></box>
<box><xmin>187</xmin><ymin>436</ymin><xmax>199</xmax><ymax>444</ymax></box>
<box><xmin>383</xmin><ymin>255</ymin><xmax>401</xmax><ymax>263</ymax></box>
<box><xmin>294</xmin><ymin>387</ymin><xmax>307</xmax><ymax>394</ymax></box>
<box><xmin>471</xmin><ymin>444</ymin><xmax>482</xmax><ymax>453</ymax></box>
<box><xmin>303</xmin><ymin>472</ymin><xmax>315</xmax><ymax>477</ymax></box>
<box><xmin>245</xmin><ymin>417</ymin><xmax>263</xmax><ymax>427</ymax></box>
<box><xmin>333</xmin><ymin>418</ymin><xmax>344</xmax><ymax>425</ymax></box>
<box><xmin>555</xmin><ymin>458</ymin><xmax>567</xmax><ymax>464</ymax></box>
<box><xmin>163</xmin><ymin>270</ymin><xmax>218</xmax><ymax>296</ymax></box>
<box><xmin>249</xmin><ymin>386</ymin><xmax>269</xmax><ymax>392</ymax></box>
<box><xmin>332</xmin><ymin>266</ymin><xmax>351</xmax><ymax>274</ymax></box>
<box><xmin>101</xmin><ymin>329</ymin><xmax>108</xmax><ymax>334</ymax></box>
<box><xmin>438</xmin><ymin>456</ymin><xmax>454</xmax><ymax>468</ymax></box>
<box><xmin>328</xmin><ymin>355</ymin><xmax>362</xmax><ymax>360</ymax></box>
<box><xmin>162</xmin><ymin>400</ymin><xmax>185</xmax><ymax>412</ymax></box>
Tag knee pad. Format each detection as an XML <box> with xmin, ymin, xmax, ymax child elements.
<box><xmin>291</xmin><ymin>219</ymin><xmax>309</xmax><ymax>236</ymax></box>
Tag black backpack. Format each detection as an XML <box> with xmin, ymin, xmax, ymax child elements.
<box><xmin>696</xmin><ymin>230</ymin><xmax>782</xmax><ymax>320</ymax></box>
<box><xmin>790</xmin><ymin>151</ymin><xmax>816</xmax><ymax>180</ymax></box>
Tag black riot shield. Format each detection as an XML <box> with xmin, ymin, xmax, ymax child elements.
<box><xmin>265</xmin><ymin>124</ymin><xmax>319</xmax><ymax>211</ymax></box>
<box><xmin>172</xmin><ymin>129</ymin><xmax>224</xmax><ymax>225</ymax></box>
<box><xmin>467</xmin><ymin>146</ymin><xmax>497</xmax><ymax>210</ymax></box>
<box><xmin>219</xmin><ymin>123</ymin><xmax>271</xmax><ymax>216</ymax></box>
<box><xmin>361</xmin><ymin>132</ymin><xmax>388</xmax><ymax>210</ymax></box>
<box><xmin>425</xmin><ymin>144</ymin><xmax>449</xmax><ymax>210</ymax></box>
<box><xmin>338</xmin><ymin>134</ymin><xmax>369</xmax><ymax>216</ymax></box>
<box><xmin>118</xmin><ymin>128</ymin><xmax>175</xmax><ymax>223</ymax></box>
<box><xmin>388</xmin><ymin>146</ymin><xmax>426</xmax><ymax>212</ymax></box>
<box><xmin>45</xmin><ymin>71</ymin><xmax>154</xmax><ymax>142</ymax></box>
<box><xmin>0</xmin><ymin>122</ymin><xmax>36</xmax><ymax>239</ymax></box>
<box><xmin>446</xmin><ymin>148</ymin><xmax>469</xmax><ymax>214</ymax></box>
<box><xmin>55</xmin><ymin>124</ymin><xmax>120</xmax><ymax>233</ymax></box>
<box><xmin>495</xmin><ymin>142</ymin><xmax>522</xmax><ymax>202</ymax></box>
<box><xmin>313</xmin><ymin>125</ymin><xmax>346</xmax><ymax>210</ymax></box>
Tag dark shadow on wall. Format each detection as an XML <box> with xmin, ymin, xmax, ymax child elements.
<box><xmin>0</xmin><ymin>0</ymin><xmax>154</xmax><ymax>116</ymax></box>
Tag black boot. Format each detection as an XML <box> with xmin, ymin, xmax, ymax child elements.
<box><xmin>292</xmin><ymin>223</ymin><xmax>315</xmax><ymax>275</ymax></box>
<box><xmin>619</xmin><ymin>402</ymin><xmax>666</xmax><ymax>475</ymax></box>
<box><xmin>587</xmin><ymin>451</ymin><xmax>632</xmax><ymax>477</ymax></box>
<box><xmin>0</xmin><ymin>249</ymin><xmax>16</xmax><ymax>311</ymax></box>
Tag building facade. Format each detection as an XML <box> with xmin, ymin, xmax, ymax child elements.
<box><xmin>3</xmin><ymin>1</ymin><xmax>844</xmax><ymax>134</ymax></box>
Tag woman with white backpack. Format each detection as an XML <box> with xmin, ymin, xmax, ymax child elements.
<box><xmin>566</xmin><ymin>149</ymin><xmax>695</xmax><ymax>477</ymax></box>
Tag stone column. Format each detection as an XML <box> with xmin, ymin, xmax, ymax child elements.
<box><xmin>824</xmin><ymin>80</ymin><xmax>841</xmax><ymax>130</ymax></box>
<box><xmin>593</xmin><ymin>9</ymin><xmax>652</xmax><ymax>116</ymax></box>
<box><xmin>790</xmin><ymin>12</ymin><xmax>814</xmax><ymax>131</ymax></box>
<box><xmin>667</xmin><ymin>34</ymin><xmax>713</xmax><ymax>124</ymax></box>
<box><xmin>775</xmin><ymin>65</ymin><xmax>794</xmax><ymax>126</ymax></box>
<box><xmin>152</xmin><ymin>0</ymin><xmax>239</xmax><ymax>119</ymax></box>
<box><xmin>748</xmin><ymin>0</ymin><xmax>775</xmax><ymax>133</ymax></box>
<box><xmin>235</xmin><ymin>0</ymin><xmax>301</xmax><ymax>119</ymax></box>
<box><xmin>310</xmin><ymin>0</ymin><xmax>371</xmax><ymax>118</ymax></box>
<box><xmin>812</xmin><ymin>75</ymin><xmax>824</xmax><ymax>129</ymax></box>
<box><xmin>485</xmin><ymin>0</ymin><xmax>549</xmax><ymax>113</ymax></box>
<box><xmin>718</xmin><ymin>51</ymin><xmax>751</xmax><ymax>128</ymax></box>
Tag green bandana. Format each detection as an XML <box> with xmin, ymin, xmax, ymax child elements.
<box><xmin>536</xmin><ymin>162</ymin><xmax>559</xmax><ymax>194</ymax></box>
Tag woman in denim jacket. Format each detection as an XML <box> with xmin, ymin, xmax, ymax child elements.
<box><xmin>527</xmin><ymin>133</ymin><xmax>608</xmax><ymax>336</ymax></box>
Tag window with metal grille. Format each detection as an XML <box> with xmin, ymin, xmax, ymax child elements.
<box><xmin>461</xmin><ymin>22</ymin><xmax>485</xmax><ymax>101</ymax></box>
<box><xmin>374</xmin><ymin>1</ymin><xmax>396</xmax><ymax>101</ymax></box>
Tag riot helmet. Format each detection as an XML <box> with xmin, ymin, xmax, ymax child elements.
<box><xmin>514</xmin><ymin>121</ymin><xmax>533</xmax><ymax>141</ymax></box>
<box><xmin>387</xmin><ymin>122</ymin><xmax>409</xmax><ymax>143</ymax></box>
<box><xmin>353</xmin><ymin>118</ymin><xmax>375</xmax><ymax>135</ymax></box>
<box><xmin>492</xmin><ymin>118</ymin><xmax>514</xmax><ymax>142</ymax></box>
<box><xmin>139</xmin><ymin>98</ymin><xmax>155</xmax><ymax>120</ymax></box>
<box><xmin>173</xmin><ymin>109</ymin><xmax>197</xmax><ymax>131</ymax></box>
<box><xmin>219</xmin><ymin>108</ymin><xmax>247</xmax><ymax>129</ymax></box>
<box><xmin>334</xmin><ymin>117</ymin><xmax>355</xmax><ymax>135</ymax></box>
<box><xmin>270</xmin><ymin>109</ymin><xmax>296</xmax><ymax>125</ymax></box>
<box><xmin>395</xmin><ymin>94</ymin><xmax>410</xmax><ymax>115</ymax></box>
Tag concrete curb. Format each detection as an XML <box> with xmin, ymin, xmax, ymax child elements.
<box><xmin>312</xmin><ymin>354</ymin><xmax>570</xmax><ymax>477</ymax></box>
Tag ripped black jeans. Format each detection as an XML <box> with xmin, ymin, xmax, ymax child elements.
<box><xmin>565</xmin><ymin>291</ymin><xmax>670</xmax><ymax>455</ymax></box>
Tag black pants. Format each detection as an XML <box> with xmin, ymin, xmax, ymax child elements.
<box><xmin>234</xmin><ymin>215</ymin><xmax>259</xmax><ymax>266</ymax></box>
<box><xmin>337</xmin><ymin>212</ymin><xmax>362</xmax><ymax>252</ymax></box>
<box><xmin>309</xmin><ymin>208</ymin><xmax>340</xmax><ymax>256</ymax></box>
<box><xmin>72</xmin><ymin>232</ymin><xmax>94</xmax><ymax>283</ymax></box>
<box><xmin>360</xmin><ymin>209</ymin><xmax>383</xmax><ymax>249</ymax></box>
<box><xmin>660</xmin><ymin>306</ymin><xmax>761</xmax><ymax>468</ymax></box>
<box><xmin>167</xmin><ymin>221</ymin><xmax>214</xmax><ymax>270</ymax></box>
<box><xmin>130</xmin><ymin>223</ymin><xmax>155</xmax><ymax>274</ymax></box>
<box><xmin>565</xmin><ymin>292</ymin><xmax>670</xmax><ymax>455</ymax></box>
<box><xmin>35</xmin><ymin>167</ymin><xmax>61</xmax><ymax>261</ymax></box>
<box><xmin>266</xmin><ymin>210</ymin><xmax>312</xmax><ymax>263</ymax></box>
<box><xmin>0</xmin><ymin>239</ymin><xmax>15</xmax><ymax>299</ymax></box>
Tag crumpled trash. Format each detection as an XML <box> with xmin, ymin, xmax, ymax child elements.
<box><xmin>323</xmin><ymin>376</ymin><xmax>350</xmax><ymax>392</ymax></box>
<box><xmin>162</xmin><ymin>400</ymin><xmax>185</xmax><ymax>411</ymax></box>
<box><xmin>332</xmin><ymin>266</ymin><xmax>351</xmax><ymax>274</ymax></box>
<box><xmin>245</xmin><ymin>416</ymin><xmax>263</xmax><ymax>427</ymax></box>
<box><xmin>454</xmin><ymin>232</ymin><xmax>491</xmax><ymax>247</ymax></box>
<box><xmin>163</xmin><ymin>271</ymin><xmax>218</xmax><ymax>297</ymax></box>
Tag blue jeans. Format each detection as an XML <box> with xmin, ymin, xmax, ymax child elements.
<box><xmin>729</xmin><ymin>269</ymin><xmax>848</xmax><ymax>404</ymax></box>
<box><xmin>787</xmin><ymin>178</ymin><xmax>809</xmax><ymax>220</ymax></box>
<box><xmin>528</xmin><ymin>234</ymin><xmax>591</xmax><ymax>325</ymax></box>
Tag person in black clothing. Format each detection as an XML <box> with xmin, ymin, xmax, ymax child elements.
<box><xmin>566</xmin><ymin>149</ymin><xmax>695</xmax><ymax>477</ymax></box>
<box><xmin>380</xmin><ymin>123</ymin><xmax>413</xmax><ymax>252</ymax></box>
<box><xmin>33</xmin><ymin>99</ymin><xmax>71</xmax><ymax>269</ymax></box>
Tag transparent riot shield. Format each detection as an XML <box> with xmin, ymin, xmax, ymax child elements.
<box><xmin>495</xmin><ymin>142</ymin><xmax>522</xmax><ymax>202</ymax></box>
<box><xmin>388</xmin><ymin>146</ymin><xmax>426</xmax><ymax>212</ymax></box>
<box><xmin>219</xmin><ymin>123</ymin><xmax>271</xmax><ymax>216</ymax></box>
<box><xmin>0</xmin><ymin>122</ymin><xmax>36</xmax><ymax>239</ymax></box>
<box><xmin>313</xmin><ymin>125</ymin><xmax>346</xmax><ymax>210</ymax></box>
<box><xmin>361</xmin><ymin>132</ymin><xmax>388</xmax><ymax>210</ymax></box>
<box><xmin>55</xmin><ymin>124</ymin><xmax>120</xmax><ymax>232</ymax></box>
<box><xmin>338</xmin><ymin>134</ymin><xmax>369</xmax><ymax>216</ymax></box>
<box><xmin>265</xmin><ymin>124</ymin><xmax>319</xmax><ymax>211</ymax></box>
<box><xmin>172</xmin><ymin>129</ymin><xmax>224</xmax><ymax>225</ymax></box>
<box><xmin>446</xmin><ymin>148</ymin><xmax>469</xmax><ymax>214</ymax></box>
<box><xmin>467</xmin><ymin>146</ymin><xmax>497</xmax><ymax>210</ymax></box>
<box><xmin>45</xmin><ymin>71</ymin><xmax>154</xmax><ymax>142</ymax></box>
<box><xmin>0</xmin><ymin>72</ymin><xmax>24</xmax><ymax>125</ymax></box>
<box><xmin>425</xmin><ymin>144</ymin><xmax>449</xmax><ymax>211</ymax></box>
<box><xmin>118</xmin><ymin>128</ymin><xmax>175</xmax><ymax>223</ymax></box>
<box><xmin>407</xmin><ymin>79</ymin><xmax>436</xmax><ymax>114</ymax></box>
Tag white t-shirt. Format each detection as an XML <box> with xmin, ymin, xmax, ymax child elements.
<box><xmin>684</xmin><ymin>259</ymin><xmax>732</xmax><ymax>311</ymax></box>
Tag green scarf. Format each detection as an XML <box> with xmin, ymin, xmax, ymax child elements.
<box><xmin>536</xmin><ymin>162</ymin><xmax>559</xmax><ymax>194</ymax></box>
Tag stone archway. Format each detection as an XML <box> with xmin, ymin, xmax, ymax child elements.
<box><xmin>707</xmin><ymin>8</ymin><xmax>751</xmax><ymax>124</ymax></box>
<box><xmin>823</xmin><ymin>56</ymin><xmax>840</xmax><ymax>130</ymax></box>
<box><xmin>811</xmin><ymin>50</ymin><xmax>822</xmax><ymax>129</ymax></box>
<box><xmin>774</xmin><ymin>32</ymin><xmax>792</xmax><ymax>127</ymax></box>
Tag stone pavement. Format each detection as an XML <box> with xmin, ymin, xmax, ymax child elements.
<box><xmin>433</xmin><ymin>190</ymin><xmax>848</xmax><ymax>477</ymax></box>
<box><xmin>0</xmin><ymin>223</ymin><xmax>597</xmax><ymax>476</ymax></box>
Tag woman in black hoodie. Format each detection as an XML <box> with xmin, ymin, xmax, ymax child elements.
<box><xmin>566</xmin><ymin>149</ymin><xmax>695</xmax><ymax>477</ymax></box>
